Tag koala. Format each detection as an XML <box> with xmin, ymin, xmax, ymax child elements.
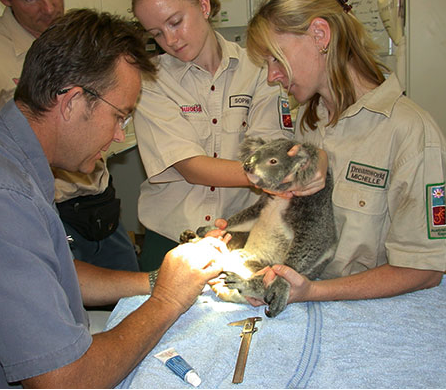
<box><xmin>180</xmin><ymin>137</ymin><xmax>337</xmax><ymax>317</ymax></box>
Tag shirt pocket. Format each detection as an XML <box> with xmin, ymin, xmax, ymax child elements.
<box><xmin>181</xmin><ymin>112</ymin><xmax>211</xmax><ymax>140</ymax></box>
<box><xmin>333</xmin><ymin>181</ymin><xmax>388</xmax><ymax>216</ymax></box>
<box><xmin>223</xmin><ymin>109</ymin><xmax>249</xmax><ymax>135</ymax></box>
<box><xmin>331</xmin><ymin>181</ymin><xmax>389</xmax><ymax>270</ymax></box>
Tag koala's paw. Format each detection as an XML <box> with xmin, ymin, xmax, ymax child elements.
<box><xmin>263</xmin><ymin>277</ymin><xmax>290</xmax><ymax>318</ymax></box>
<box><xmin>224</xmin><ymin>271</ymin><xmax>248</xmax><ymax>293</ymax></box>
<box><xmin>196</xmin><ymin>225</ymin><xmax>215</xmax><ymax>238</ymax></box>
<box><xmin>224</xmin><ymin>272</ymin><xmax>267</xmax><ymax>302</ymax></box>
<box><xmin>211</xmin><ymin>278</ymin><xmax>247</xmax><ymax>303</ymax></box>
<box><xmin>179</xmin><ymin>229</ymin><xmax>198</xmax><ymax>244</ymax></box>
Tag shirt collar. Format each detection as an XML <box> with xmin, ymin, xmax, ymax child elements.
<box><xmin>0</xmin><ymin>7</ymin><xmax>35</xmax><ymax>57</ymax></box>
<box><xmin>1</xmin><ymin>101</ymin><xmax>55</xmax><ymax>203</ymax></box>
<box><xmin>342</xmin><ymin>73</ymin><xmax>404</xmax><ymax>119</ymax></box>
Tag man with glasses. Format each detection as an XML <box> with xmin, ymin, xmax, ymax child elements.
<box><xmin>0</xmin><ymin>9</ymin><xmax>225</xmax><ymax>387</ymax></box>
<box><xmin>0</xmin><ymin>0</ymin><xmax>140</xmax><ymax>273</ymax></box>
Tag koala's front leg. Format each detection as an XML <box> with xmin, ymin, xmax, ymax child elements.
<box><xmin>263</xmin><ymin>277</ymin><xmax>290</xmax><ymax>318</ymax></box>
<box><xmin>195</xmin><ymin>198</ymin><xmax>265</xmax><ymax>238</ymax></box>
<box><xmin>225</xmin><ymin>195</ymin><xmax>267</xmax><ymax>230</ymax></box>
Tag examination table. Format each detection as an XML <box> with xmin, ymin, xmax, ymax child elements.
<box><xmin>105</xmin><ymin>277</ymin><xmax>446</xmax><ymax>388</ymax></box>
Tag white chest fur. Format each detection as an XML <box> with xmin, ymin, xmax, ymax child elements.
<box><xmin>244</xmin><ymin>197</ymin><xmax>293</xmax><ymax>265</ymax></box>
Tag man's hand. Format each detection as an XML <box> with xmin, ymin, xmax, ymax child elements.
<box><xmin>151</xmin><ymin>238</ymin><xmax>226</xmax><ymax>313</ymax></box>
<box><xmin>202</xmin><ymin>218</ymin><xmax>231</xmax><ymax>241</ymax></box>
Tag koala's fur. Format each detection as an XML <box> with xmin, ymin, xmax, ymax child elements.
<box><xmin>181</xmin><ymin>137</ymin><xmax>337</xmax><ymax>317</ymax></box>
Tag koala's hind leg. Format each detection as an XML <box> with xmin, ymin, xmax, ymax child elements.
<box><xmin>223</xmin><ymin>272</ymin><xmax>266</xmax><ymax>301</ymax></box>
<box><xmin>224</xmin><ymin>272</ymin><xmax>291</xmax><ymax>318</ymax></box>
<box><xmin>263</xmin><ymin>277</ymin><xmax>290</xmax><ymax>318</ymax></box>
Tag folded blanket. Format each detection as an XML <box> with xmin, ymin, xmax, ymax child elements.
<box><xmin>106</xmin><ymin>279</ymin><xmax>446</xmax><ymax>388</ymax></box>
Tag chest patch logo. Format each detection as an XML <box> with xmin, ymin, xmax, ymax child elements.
<box><xmin>346</xmin><ymin>162</ymin><xmax>389</xmax><ymax>188</ymax></box>
<box><xmin>426</xmin><ymin>183</ymin><xmax>446</xmax><ymax>239</ymax></box>
<box><xmin>181</xmin><ymin>104</ymin><xmax>202</xmax><ymax>113</ymax></box>
<box><xmin>229</xmin><ymin>95</ymin><xmax>252</xmax><ymax>109</ymax></box>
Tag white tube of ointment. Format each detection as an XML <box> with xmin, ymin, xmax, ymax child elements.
<box><xmin>154</xmin><ymin>347</ymin><xmax>202</xmax><ymax>387</ymax></box>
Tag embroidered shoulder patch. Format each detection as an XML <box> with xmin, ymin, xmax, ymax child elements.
<box><xmin>346</xmin><ymin>162</ymin><xmax>389</xmax><ymax>188</ymax></box>
<box><xmin>278</xmin><ymin>97</ymin><xmax>294</xmax><ymax>132</ymax></box>
<box><xmin>426</xmin><ymin>183</ymin><xmax>446</xmax><ymax>239</ymax></box>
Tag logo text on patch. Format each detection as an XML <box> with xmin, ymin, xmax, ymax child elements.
<box><xmin>346</xmin><ymin>162</ymin><xmax>389</xmax><ymax>188</ymax></box>
<box><xmin>229</xmin><ymin>95</ymin><xmax>252</xmax><ymax>109</ymax></box>
<box><xmin>181</xmin><ymin>104</ymin><xmax>202</xmax><ymax>113</ymax></box>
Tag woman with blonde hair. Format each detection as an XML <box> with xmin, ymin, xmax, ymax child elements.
<box><xmin>131</xmin><ymin>0</ymin><xmax>325</xmax><ymax>272</ymax></box>
<box><xmin>244</xmin><ymin>0</ymin><xmax>446</xmax><ymax>303</ymax></box>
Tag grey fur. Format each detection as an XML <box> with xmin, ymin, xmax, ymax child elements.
<box><xmin>180</xmin><ymin>137</ymin><xmax>337</xmax><ymax>317</ymax></box>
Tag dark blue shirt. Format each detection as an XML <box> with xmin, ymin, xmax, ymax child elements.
<box><xmin>0</xmin><ymin>100</ymin><xmax>91</xmax><ymax>387</ymax></box>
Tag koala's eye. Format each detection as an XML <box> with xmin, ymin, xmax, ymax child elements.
<box><xmin>269</xmin><ymin>158</ymin><xmax>278</xmax><ymax>165</ymax></box>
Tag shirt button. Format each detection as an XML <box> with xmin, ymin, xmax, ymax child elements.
<box><xmin>359</xmin><ymin>200</ymin><xmax>366</xmax><ymax>207</ymax></box>
<box><xmin>205</xmin><ymin>215</ymin><xmax>211</xmax><ymax>221</ymax></box>
<box><xmin>212</xmin><ymin>118</ymin><xmax>218</xmax><ymax>125</ymax></box>
<box><xmin>210</xmin><ymin>186</ymin><xmax>215</xmax><ymax>191</ymax></box>
<box><xmin>210</xmin><ymin>85</ymin><xmax>215</xmax><ymax>91</ymax></box>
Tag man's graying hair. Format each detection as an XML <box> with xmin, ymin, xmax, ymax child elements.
<box><xmin>15</xmin><ymin>8</ymin><xmax>157</xmax><ymax>117</ymax></box>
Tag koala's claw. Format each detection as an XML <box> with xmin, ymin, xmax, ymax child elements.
<box><xmin>223</xmin><ymin>271</ymin><xmax>246</xmax><ymax>294</ymax></box>
<box><xmin>264</xmin><ymin>291</ymin><xmax>276</xmax><ymax>306</ymax></box>
<box><xmin>263</xmin><ymin>278</ymin><xmax>290</xmax><ymax>318</ymax></box>
<box><xmin>179</xmin><ymin>229</ymin><xmax>198</xmax><ymax>243</ymax></box>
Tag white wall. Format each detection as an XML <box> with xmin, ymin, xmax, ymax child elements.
<box><xmin>406</xmin><ymin>0</ymin><xmax>446</xmax><ymax>138</ymax></box>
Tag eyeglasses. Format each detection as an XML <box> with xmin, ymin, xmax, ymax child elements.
<box><xmin>57</xmin><ymin>86</ymin><xmax>133</xmax><ymax>130</ymax></box>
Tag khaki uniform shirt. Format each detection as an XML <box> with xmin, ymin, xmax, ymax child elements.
<box><xmin>295</xmin><ymin>73</ymin><xmax>446</xmax><ymax>278</ymax></box>
<box><xmin>0</xmin><ymin>7</ymin><xmax>109</xmax><ymax>202</ymax></box>
<box><xmin>135</xmin><ymin>33</ymin><xmax>294</xmax><ymax>241</ymax></box>
<box><xmin>0</xmin><ymin>7</ymin><xmax>32</xmax><ymax>107</ymax></box>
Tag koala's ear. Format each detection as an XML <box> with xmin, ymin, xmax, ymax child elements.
<box><xmin>238</xmin><ymin>137</ymin><xmax>266</xmax><ymax>161</ymax></box>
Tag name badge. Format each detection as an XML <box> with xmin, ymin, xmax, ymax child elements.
<box><xmin>229</xmin><ymin>95</ymin><xmax>252</xmax><ymax>109</ymax></box>
<box><xmin>346</xmin><ymin>162</ymin><xmax>389</xmax><ymax>188</ymax></box>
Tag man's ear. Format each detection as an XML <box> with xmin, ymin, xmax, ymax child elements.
<box><xmin>58</xmin><ymin>87</ymin><xmax>83</xmax><ymax>122</ymax></box>
<box><xmin>309</xmin><ymin>17</ymin><xmax>331</xmax><ymax>51</ymax></box>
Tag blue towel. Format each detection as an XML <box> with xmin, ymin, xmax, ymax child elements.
<box><xmin>106</xmin><ymin>279</ymin><xmax>446</xmax><ymax>388</ymax></box>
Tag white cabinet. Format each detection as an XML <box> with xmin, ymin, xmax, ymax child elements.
<box><xmin>406</xmin><ymin>0</ymin><xmax>446</xmax><ymax>137</ymax></box>
<box><xmin>212</xmin><ymin>0</ymin><xmax>263</xmax><ymax>27</ymax></box>
<box><xmin>212</xmin><ymin>0</ymin><xmax>250</xmax><ymax>27</ymax></box>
